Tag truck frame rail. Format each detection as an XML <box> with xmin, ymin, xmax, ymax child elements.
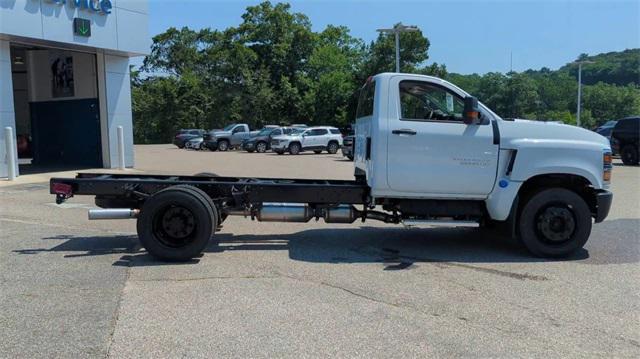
<box><xmin>51</xmin><ymin>173</ymin><xmax>370</xmax><ymax>208</ymax></box>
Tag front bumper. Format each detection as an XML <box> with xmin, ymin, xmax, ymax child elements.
<box><xmin>203</xmin><ymin>140</ymin><xmax>218</xmax><ymax>150</ymax></box>
<box><xmin>594</xmin><ymin>190</ymin><xmax>613</xmax><ymax>223</ymax></box>
<box><xmin>243</xmin><ymin>141</ymin><xmax>255</xmax><ymax>150</ymax></box>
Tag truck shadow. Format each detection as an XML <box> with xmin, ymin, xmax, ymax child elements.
<box><xmin>17</xmin><ymin>219</ymin><xmax>638</xmax><ymax>268</ymax></box>
<box><xmin>210</xmin><ymin>227</ymin><xmax>565</xmax><ymax>267</ymax></box>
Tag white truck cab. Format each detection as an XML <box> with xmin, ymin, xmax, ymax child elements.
<box><xmin>354</xmin><ymin>73</ymin><xmax>613</xmax><ymax>256</ymax></box>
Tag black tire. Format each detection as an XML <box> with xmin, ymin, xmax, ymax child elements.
<box><xmin>289</xmin><ymin>142</ymin><xmax>301</xmax><ymax>155</ymax></box>
<box><xmin>256</xmin><ymin>141</ymin><xmax>268</xmax><ymax>153</ymax></box>
<box><xmin>621</xmin><ymin>144</ymin><xmax>639</xmax><ymax>166</ymax></box>
<box><xmin>137</xmin><ymin>185</ymin><xmax>218</xmax><ymax>261</ymax></box>
<box><xmin>327</xmin><ymin>141</ymin><xmax>339</xmax><ymax>154</ymax></box>
<box><xmin>207</xmin><ymin>145</ymin><xmax>217</xmax><ymax>151</ymax></box>
<box><xmin>176</xmin><ymin>144</ymin><xmax>185</xmax><ymax>149</ymax></box>
<box><xmin>313</xmin><ymin>150</ymin><xmax>323</xmax><ymax>154</ymax></box>
<box><xmin>246</xmin><ymin>149</ymin><xmax>255</xmax><ymax>153</ymax></box>
<box><xmin>217</xmin><ymin>140</ymin><xmax>230</xmax><ymax>151</ymax></box>
<box><xmin>518</xmin><ymin>188</ymin><xmax>592</xmax><ymax>258</ymax></box>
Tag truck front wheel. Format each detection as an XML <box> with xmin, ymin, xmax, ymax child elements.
<box><xmin>137</xmin><ymin>185</ymin><xmax>217</xmax><ymax>261</ymax></box>
<box><xmin>518</xmin><ymin>188</ymin><xmax>592</xmax><ymax>258</ymax></box>
<box><xmin>217</xmin><ymin>140</ymin><xmax>230</xmax><ymax>151</ymax></box>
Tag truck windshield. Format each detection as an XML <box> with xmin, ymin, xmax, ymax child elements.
<box><xmin>223</xmin><ymin>124</ymin><xmax>236</xmax><ymax>131</ymax></box>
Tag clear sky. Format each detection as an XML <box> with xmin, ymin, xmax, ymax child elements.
<box><xmin>146</xmin><ymin>0</ymin><xmax>639</xmax><ymax>74</ymax></box>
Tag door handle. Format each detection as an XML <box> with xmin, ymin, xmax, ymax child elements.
<box><xmin>392</xmin><ymin>129</ymin><xmax>417</xmax><ymax>135</ymax></box>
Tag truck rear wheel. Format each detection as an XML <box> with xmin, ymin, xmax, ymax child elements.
<box><xmin>518</xmin><ymin>188</ymin><xmax>592</xmax><ymax>258</ymax></box>
<box><xmin>137</xmin><ymin>185</ymin><xmax>218</xmax><ymax>261</ymax></box>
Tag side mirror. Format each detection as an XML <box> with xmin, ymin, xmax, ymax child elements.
<box><xmin>463</xmin><ymin>96</ymin><xmax>480</xmax><ymax>125</ymax></box>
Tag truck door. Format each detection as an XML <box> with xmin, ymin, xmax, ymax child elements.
<box><xmin>386</xmin><ymin>78</ymin><xmax>499</xmax><ymax>197</ymax></box>
<box><xmin>231</xmin><ymin>125</ymin><xmax>247</xmax><ymax>145</ymax></box>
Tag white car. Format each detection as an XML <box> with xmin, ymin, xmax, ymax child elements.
<box><xmin>271</xmin><ymin>126</ymin><xmax>343</xmax><ymax>155</ymax></box>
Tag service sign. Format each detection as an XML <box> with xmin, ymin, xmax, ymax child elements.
<box><xmin>47</xmin><ymin>0</ymin><xmax>113</xmax><ymax>15</ymax></box>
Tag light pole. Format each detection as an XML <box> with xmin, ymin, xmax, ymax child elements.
<box><xmin>573</xmin><ymin>60</ymin><xmax>594</xmax><ymax>127</ymax></box>
<box><xmin>376</xmin><ymin>23</ymin><xmax>420</xmax><ymax>73</ymax></box>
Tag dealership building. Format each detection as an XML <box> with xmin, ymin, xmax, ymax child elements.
<box><xmin>0</xmin><ymin>0</ymin><xmax>149</xmax><ymax>178</ymax></box>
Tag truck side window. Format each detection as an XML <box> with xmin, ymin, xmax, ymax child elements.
<box><xmin>233</xmin><ymin>126</ymin><xmax>246</xmax><ymax>133</ymax></box>
<box><xmin>399</xmin><ymin>81</ymin><xmax>465</xmax><ymax>123</ymax></box>
<box><xmin>356</xmin><ymin>80</ymin><xmax>375</xmax><ymax>118</ymax></box>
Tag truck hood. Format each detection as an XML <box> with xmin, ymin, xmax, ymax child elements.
<box><xmin>212</xmin><ymin>130</ymin><xmax>231</xmax><ymax>137</ymax></box>
<box><xmin>500</xmin><ymin>119</ymin><xmax>610</xmax><ymax>150</ymax></box>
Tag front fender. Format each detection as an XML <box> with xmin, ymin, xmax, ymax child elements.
<box><xmin>485</xmin><ymin>142</ymin><xmax>605</xmax><ymax>221</ymax></box>
<box><xmin>508</xmin><ymin>141</ymin><xmax>604</xmax><ymax>189</ymax></box>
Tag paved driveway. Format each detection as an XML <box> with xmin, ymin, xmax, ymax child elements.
<box><xmin>1</xmin><ymin>145</ymin><xmax>638</xmax><ymax>357</ymax></box>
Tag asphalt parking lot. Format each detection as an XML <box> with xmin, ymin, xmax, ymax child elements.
<box><xmin>1</xmin><ymin>144</ymin><xmax>639</xmax><ymax>358</ymax></box>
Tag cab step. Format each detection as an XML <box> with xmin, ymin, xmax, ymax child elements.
<box><xmin>402</xmin><ymin>219</ymin><xmax>479</xmax><ymax>229</ymax></box>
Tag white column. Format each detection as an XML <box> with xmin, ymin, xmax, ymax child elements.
<box><xmin>0</xmin><ymin>40</ymin><xmax>19</xmax><ymax>178</ymax></box>
<box><xmin>117</xmin><ymin>125</ymin><xmax>125</xmax><ymax>170</ymax></box>
<box><xmin>104</xmin><ymin>55</ymin><xmax>135</xmax><ymax>168</ymax></box>
<box><xmin>4</xmin><ymin>127</ymin><xmax>16</xmax><ymax>180</ymax></box>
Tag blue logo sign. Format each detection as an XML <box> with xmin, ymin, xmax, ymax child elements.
<box><xmin>48</xmin><ymin>0</ymin><xmax>112</xmax><ymax>15</ymax></box>
<box><xmin>498</xmin><ymin>179</ymin><xmax>509</xmax><ymax>188</ymax></box>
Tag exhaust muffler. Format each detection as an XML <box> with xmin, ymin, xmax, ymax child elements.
<box><xmin>255</xmin><ymin>203</ymin><xmax>315</xmax><ymax>222</ymax></box>
<box><xmin>88</xmin><ymin>209</ymin><xmax>139</xmax><ymax>220</ymax></box>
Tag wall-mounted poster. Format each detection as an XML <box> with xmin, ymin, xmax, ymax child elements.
<box><xmin>50</xmin><ymin>52</ymin><xmax>75</xmax><ymax>98</ymax></box>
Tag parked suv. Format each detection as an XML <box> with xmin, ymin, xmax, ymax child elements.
<box><xmin>271</xmin><ymin>126</ymin><xmax>343</xmax><ymax>155</ymax></box>
<box><xmin>203</xmin><ymin>124</ymin><xmax>251</xmax><ymax>151</ymax></box>
<box><xmin>173</xmin><ymin>129</ymin><xmax>205</xmax><ymax>148</ymax></box>
<box><xmin>612</xmin><ymin>116</ymin><xmax>639</xmax><ymax>165</ymax></box>
<box><xmin>242</xmin><ymin>126</ymin><xmax>300</xmax><ymax>153</ymax></box>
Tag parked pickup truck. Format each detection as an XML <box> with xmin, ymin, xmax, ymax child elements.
<box><xmin>203</xmin><ymin>123</ymin><xmax>251</xmax><ymax>151</ymax></box>
<box><xmin>51</xmin><ymin>72</ymin><xmax>613</xmax><ymax>261</ymax></box>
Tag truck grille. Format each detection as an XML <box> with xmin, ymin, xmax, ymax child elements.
<box><xmin>271</xmin><ymin>140</ymin><xmax>280</xmax><ymax>145</ymax></box>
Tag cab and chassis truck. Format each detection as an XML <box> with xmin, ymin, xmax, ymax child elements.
<box><xmin>51</xmin><ymin>73</ymin><xmax>613</xmax><ymax>261</ymax></box>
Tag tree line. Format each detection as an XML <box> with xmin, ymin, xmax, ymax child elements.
<box><xmin>132</xmin><ymin>1</ymin><xmax>640</xmax><ymax>143</ymax></box>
